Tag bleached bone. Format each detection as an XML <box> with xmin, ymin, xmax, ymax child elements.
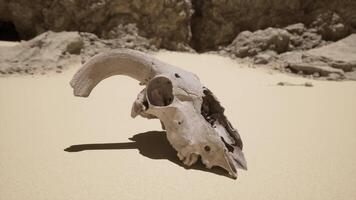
<box><xmin>70</xmin><ymin>49</ymin><xmax>247</xmax><ymax>178</ymax></box>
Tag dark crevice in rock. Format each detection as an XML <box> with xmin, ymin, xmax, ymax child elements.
<box><xmin>0</xmin><ymin>21</ymin><xmax>21</xmax><ymax>41</ymax></box>
<box><xmin>190</xmin><ymin>0</ymin><xmax>204</xmax><ymax>52</ymax></box>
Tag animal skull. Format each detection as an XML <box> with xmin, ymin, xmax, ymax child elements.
<box><xmin>70</xmin><ymin>49</ymin><xmax>247</xmax><ymax>178</ymax></box>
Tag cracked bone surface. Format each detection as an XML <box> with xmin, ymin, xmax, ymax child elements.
<box><xmin>70</xmin><ymin>49</ymin><xmax>247</xmax><ymax>178</ymax></box>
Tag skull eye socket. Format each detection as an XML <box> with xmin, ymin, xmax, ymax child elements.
<box><xmin>147</xmin><ymin>76</ymin><xmax>174</xmax><ymax>107</ymax></box>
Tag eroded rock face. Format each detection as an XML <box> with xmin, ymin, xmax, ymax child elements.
<box><xmin>78</xmin><ymin>24</ymin><xmax>158</xmax><ymax>63</ymax></box>
<box><xmin>1</xmin><ymin>0</ymin><xmax>356</xmax><ymax>79</ymax></box>
<box><xmin>1</xmin><ymin>0</ymin><xmax>355</xmax><ymax>52</ymax></box>
<box><xmin>0</xmin><ymin>0</ymin><xmax>193</xmax><ymax>50</ymax></box>
<box><xmin>191</xmin><ymin>0</ymin><xmax>356</xmax><ymax>51</ymax></box>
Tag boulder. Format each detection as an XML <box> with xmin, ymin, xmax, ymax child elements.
<box><xmin>311</xmin><ymin>12</ymin><xmax>350</xmax><ymax>41</ymax></box>
<box><xmin>253</xmin><ymin>51</ymin><xmax>277</xmax><ymax>64</ymax></box>
<box><xmin>0</xmin><ymin>30</ymin><xmax>158</xmax><ymax>75</ymax></box>
<box><xmin>0</xmin><ymin>31</ymin><xmax>83</xmax><ymax>75</ymax></box>
<box><xmin>284</xmin><ymin>23</ymin><xmax>306</xmax><ymax>35</ymax></box>
<box><xmin>191</xmin><ymin>0</ymin><xmax>356</xmax><ymax>51</ymax></box>
<box><xmin>284</xmin><ymin>24</ymin><xmax>325</xmax><ymax>50</ymax></box>
<box><xmin>225</xmin><ymin>28</ymin><xmax>290</xmax><ymax>58</ymax></box>
<box><xmin>279</xmin><ymin>34</ymin><xmax>356</xmax><ymax>77</ymax></box>
<box><xmin>308</xmin><ymin>34</ymin><xmax>356</xmax><ymax>64</ymax></box>
<box><xmin>280</xmin><ymin>52</ymin><xmax>344</xmax><ymax>76</ymax></box>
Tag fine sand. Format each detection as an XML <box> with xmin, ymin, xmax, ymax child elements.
<box><xmin>1</xmin><ymin>50</ymin><xmax>356</xmax><ymax>200</ymax></box>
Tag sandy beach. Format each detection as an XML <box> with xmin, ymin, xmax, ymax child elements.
<box><xmin>1</xmin><ymin>51</ymin><xmax>356</xmax><ymax>200</ymax></box>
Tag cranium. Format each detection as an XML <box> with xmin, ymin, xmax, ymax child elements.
<box><xmin>70</xmin><ymin>49</ymin><xmax>247</xmax><ymax>178</ymax></box>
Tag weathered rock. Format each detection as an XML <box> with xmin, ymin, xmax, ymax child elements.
<box><xmin>1</xmin><ymin>1</ymin><xmax>356</xmax><ymax>80</ymax></box>
<box><xmin>0</xmin><ymin>31</ymin><xmax>82</xmax><ymax>75</ymax></box>
<box><xmin>0</xmin><ymin>0</ymin><xmax>193</xmax><ymax>50</ymax></box>
<box><xmin>308</xmin><ymin>34</ymin><xmax>356</xmax><ymax>64</ymax></box>
<box><xmin>284</xmin><ymin>23</ymin><xmax>306</xmax><ymax>35</ymax></box>
<box><xmin>311</xmin><ymin>12</ymin><xmax>350</xmax><ymax>41</ymax></box>
<box><xmin>191</xmin><ymin>0</ymin><xmax>356</xmax><ymax>51</ymax></box>
<box><xmin>79</xmin><ymin>24</ymin><xmax>158</xmax><ymax>63</ymax></box>
<box><xmin>327</xmin><ymin>73</ymin><xmax>343</xmax><ymax>81</ymax></box>
<box><xmin>284</xmin><ymin>24</ymin><xmax>325</xmax><ymax>50</ymax></box>
<box><xmin>253</xmin><ymin>51</ymin><xmax>277</xmax><ymax>64</ymax></box>
<box><xmin>279</xmin><ymin>34</ymin><xmax>356</xmax><ymax>77</ymax></box>
<box><xmin>225</xmin><ymin>28</ymin><xmax>290</xmax><ymax>58</ymax></box>
<box><xmin>224</xmin><ymin>24</ymin><xmax>330</xmax><ymax>59</ymax></box>
<box><xmin>0</xmin><ymin>30</ymin><xmax>158</xmax><ymax>75</ymax></box>
<box><xmin>254</xmin><ymin>54</ymin><xmax>271</xmax><ymax>65</ymax></box>
<box><xmin>288</xmin><ymin>60</ymin><xmax>345</xmax><ymax>77</ymax></box>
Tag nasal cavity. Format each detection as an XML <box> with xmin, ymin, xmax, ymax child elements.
<box><xmin>147</xmin><ymin>76</ymin><xmax>174</xmax><ymax>106</ymax></box>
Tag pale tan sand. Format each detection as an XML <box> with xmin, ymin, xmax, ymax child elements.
<box><xmin>1</xmin><ymin>51</ymin><xmax>356</xmax><ymax>200</ymax></box>
<box><xmin>0</xmin><ymin>41</ymin><xmax>19</xmax><ymax>47</ymax></box>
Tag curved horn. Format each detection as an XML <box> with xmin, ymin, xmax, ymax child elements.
<box><xmin>70</xmin><ymin>49</ymin><xmax>162</xmax><ymax>97</ymax></box>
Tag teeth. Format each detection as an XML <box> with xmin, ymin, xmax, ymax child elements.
<box><xmin>187</xmin><ymin>154</ymin><xmax>199</xmax><ymax>166</ymax></box>
<box><xmin>229</xmin><ymin>172</ymin><xmax>238</xmax><ymax>179</ymax></box>
<box><xmin>201</xmin><ymin>159</ymin><xmax>212</xmax><ymax>169</ymax></box>
<box><xmin>177</xmin><ymin>150</ymin><xmax>199</xmax><ymax>167</ymax></box>
<box><xmin>177</xmin><ymin>152</ymin><xmax>185</xmax><ymax>161</ymax></box>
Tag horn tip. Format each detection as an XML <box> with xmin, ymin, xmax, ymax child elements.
<box><xmin>70</xmin><ymin>79</ymin><xmax>90</xmax><ymax>97</ymax></box>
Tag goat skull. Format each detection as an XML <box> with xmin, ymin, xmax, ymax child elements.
<box><xmin>70</xmin><ymin>49</ymin><xmax>247</xmax><ymax>178</ymax></box>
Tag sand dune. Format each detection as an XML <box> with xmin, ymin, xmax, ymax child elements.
<box><xmin>1</xmin><ymin>51</ymin><xmax>356</xmax><ymax>200</ymax></box>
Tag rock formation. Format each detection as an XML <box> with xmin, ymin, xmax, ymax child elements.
<box><xmin>1</xmin><ymin>0</ymin><xmax>356</xmax><ymax>79</ymax></box>
<box><xmin>0</xmin><ymin>30</ymin><xmax>156</xmax><ymax>75</ymax></box>
<box><xmin>1</xmin><ymin>0</ymin><xmax>356</xmax><ymax>51</ymax></box>
<box><xmin>0</xmin><ymin>31</ymin><xmax>82</xmax><ymax>75</ymax></box>
<box><xmin>0</xmin><ymin>0</ymin><xmax>193</xmax><ymax>50</ymax></box>
<box><xmin>191</xmin><ymin>0</ymin><xmax>356</xmax><ymax>51</ymax></box>
<box><xmin>279</xmin><ymin>34</ymin><xmax>356</xmax><ymax>80</ymax></box>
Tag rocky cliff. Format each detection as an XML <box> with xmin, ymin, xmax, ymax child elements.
<box><xmin>1</xmin><ymin>0</ymin><xmax>356</xmax><ymax>79</ymax></box>
<box><xmin>191</xmin><ymin>0</ymin><xmax>356</xmax><ymax>51</ymax></box>
<box><xmin>0</xmin><ymin>0</ymin><xmax>193</xmax><ymax>50</ymax></box>
<box><xmin>1</xmin><ymin>0</ymin><xmax>356</xmax><ymax>51</ymax></box>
